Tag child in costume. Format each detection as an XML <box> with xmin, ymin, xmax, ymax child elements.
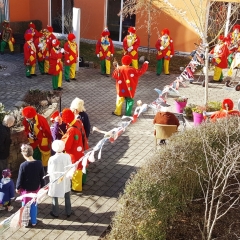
<box><xmin>24</xmin><ymin>33</ymin><xmax>37</xmax><ymax>78</ymax></box>
<box><xmin>210</xmin><ymin>35</ymin><xmax>229</xmax><ymax>82</ymax></box>
<box><xmin>96</xmin><ymin>28</ymin><xmax>114</xmax><ymax>76</ymax></box>
<box><xmin>155</xmin><ymin>28</ymin><xmax>174</xmax><ymax>76</ymax></box>
<box><xmin>0</xmin><ymin>169</ymin><xmax>15</xmax><ymax>211</ymax></box>
<box><xmin>123</xmin><ymin>27</ymin><xmax>140</xmax><ymax>69</ymax></box>
<box><xmin>49</xmin><ymin>39</ymin><xmax>64</xmax><ymax>90</ymax></box>
<box><xmin>112</xmin><ymin>55</ymin><xmax>149</xmax><ymax>116</ymax></box>
<box><xmin>64</xmin><ymin>33</ymin><xmax>78</xmax><ymax>82</ymax></box>
<box><xmin>0</xmin><ymin>20</ymin><xmax>15</xmax><ymax>55</ymax></box>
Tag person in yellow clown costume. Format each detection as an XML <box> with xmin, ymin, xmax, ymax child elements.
<box><xmin>123</xmin><ymin>27</ymin><xmax>140</xmax><ymax>69</ymax></box>
<box><xmin>0</xmin><ymin>20</ymin><xmax>15</xmax><ymax>55</ymax></box>
<box><xmin>64</xmin><ymin>33</ymin><xmax>78</xmax><ymax>82</ymax></box>
<box><xmin>95</xmin><ymin>28</ymin><xmax>114</xmax><ymax>77</ymax></box>
<box><xmin>44</xmin><ymin>26</ymin><xmax>56</xmax><ymax>74</ymax></box>
<box><xmin>209</xmin><ymin>35</ymin><xmax>229</xmax><ymax>82</ymax></box>
<box><xmin>155</xmin><ymin>28</ymin><xmax>174</xmax><ymax>76</ymax></box>
<box><xmin>25</xmin><ymin>22</ymin><xmax>39</xmax><ymax>43</ymax></box>
<box><xmin>112</xmin><ymin>55</ymin><xmax>149</xmax><ymax>116</ymax></box>
<box><xmin>34</xmin><ymin>31</ymin><xmax>48</xmax><ymax>75</ymax></box>
<box><xmin>210</xmin><ymin>98</ymin><xmax>240</xmax><ymax>122</ymax></box>
<box><xmin>24</xmin><ymin>33</ymin><xmax>37</xmax><ymax>78</ymax></box>
<box><xmin>49</xmin><ymin>39</ymin><xmax>64</xmax><ymax>90</ymax></box>
<box><xmin>22</xmin><ymin>106</ymin><xmax>52</xmax><ymax>172</ymax></box>
<box><xmin>61</xmin><ymin>108</ymin><xmax>89</xmax><ymax>192</ymax></box>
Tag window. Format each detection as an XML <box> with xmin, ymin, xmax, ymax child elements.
<box><xmin>0</xmin><ymin>0</ymin><xmax>9</xmax><ymax>23</ymax></box>
<box><xmin>107</xmin><ymin>0</ymin><xmax>136</xmax><ymax>43</ymax></box>
<box><xmin>51</xmin><ymin>0</ymin><xmax>74</xmax><ymax>34</ymax></box>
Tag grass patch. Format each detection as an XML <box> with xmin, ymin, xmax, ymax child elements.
<box><xmin>79</xmin><ymin>41</ymin><xmax>191</xmax><ymax>74</ymax></box>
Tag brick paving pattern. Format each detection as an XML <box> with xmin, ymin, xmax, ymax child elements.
<box><xmin>0</xmin><ymin>53</ymin><xmax>239</xmax><ymax>239</ymax></box>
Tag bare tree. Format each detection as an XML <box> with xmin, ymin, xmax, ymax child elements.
<box><xmin>190</xmin><ymin>118</ymin><xmax>240</xmax><ymax>240</ymax></box>
<box><xmin>120</xmin><ymin>0</ymin><xmax>165</xmax><ymax>60</ymax></box>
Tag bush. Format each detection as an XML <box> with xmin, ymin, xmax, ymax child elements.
<box><xmin>105</xmin><ymin>117</ymin><xmax>240</xmax><ymax>240</ymax></box>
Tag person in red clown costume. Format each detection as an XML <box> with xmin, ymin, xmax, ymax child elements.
<box><xmin>112</xmin><ymin>55</ymin><xmax>149</xmax><ymax>116</ymax></box>
<box><xmin>25</xmin><ymin>22</ymin><xmax>39</xmax><ymax>43</ymax></box>
<box><xmin>227</xmin><ymin>24</ymin><xmax>240</xmax><ymax>69</ymax></box>
<box><xmin>209</xmin><ymin>35</ymin><xmax>229</xmax><ymax>82</ymax></box>
<box><xmin>44</xmin><ymin>26</ymin><xmax>56</xmax><ymax>74</ymax></box>
<box><xmin>0</xmin><ymin>20</ymin><xmax>15</xmax><ymax>55</ymax></box>
<box><xmin>210</xmin><ymin>98</ymin><xmax>240</xmax><ymax>122</ymax></box>
<box><xmin>34</xmin><ymin>31</ymin><xmax>49</xmax><ymax>75</ymax></box>
<box><xmin>49</xmin><ymin>39</ymin><xmax>64</xmax><ymax>90</ymax></box>
<box><xmin>24</xmin><ymin>33</ymin><xmax>37</xmax><ymax>78</ymax></box>
<box><xmin>155</xmin><ymin>28</ymin><xmax>174</xmax><ymax>76</ymax></box>
<box><xmin>22</xmin><ymin>106</ymin><xmax>52</xmax><ymax>172</ymax></box>
<box><xmin>95</xmin><ymin>28</ymin><xmax>114</xmax><ymax>77</ymax></box>
<box><xmin>123</xmin><ymin>27</ymin><xmax>140</xmax><ymax>69</ymax></box>
<box><xmin>64</xmin><ymin>33</ymin><xmax>78</xmax><ymax>82</ymax></box>
<box><xmin>61</xmin><ymin>108</ymin><xmax>89</xmax><ymax>192</ymax></box>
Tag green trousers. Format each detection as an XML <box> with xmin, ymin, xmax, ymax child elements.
<box><xmin>52</xmin><ymin>75</ymin><xmax>59</xmax><ymax>90</ymax></box>
<box><xmin>38</xmin><ymin>61</ymin><xmax>44</xmax><ymax>74</ymax></box>
<box><xmin>26</xmin><ymin>65</ymin><xmax>32</xmax><ymax>77</ymax></box>
<box><xmin>64</xmin><ymin>65</ymin><xmax>70</xmax><ymax>80</ymax></box>
<box><xmin>114</xmin><ymin>95</ymin><xmax>134</xmax><ymax>116</ymax></box>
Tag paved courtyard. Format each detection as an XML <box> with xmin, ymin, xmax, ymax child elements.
<box><xmin>0</xmin><ymin>52</ymin><xmax>240</xmax><ymax>239</ymax></box>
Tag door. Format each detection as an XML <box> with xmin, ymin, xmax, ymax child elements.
<box><xmin>107</xmin><ymin>0</ymin><xmax>136</xmax><ymax>43</ymax></box>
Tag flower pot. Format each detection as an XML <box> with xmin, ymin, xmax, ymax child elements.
<box><xmin>175</xmin><ymin>101</ymin><xmax>187</xmax><ymax>113</ymax></box>
<box><xmin>193</xmin><ymin>112</ymin><xmax>204</xmax><ymax>126</ymax></box>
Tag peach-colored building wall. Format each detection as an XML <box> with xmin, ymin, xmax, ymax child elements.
<box><xmin>8</xmin><ymin>0</ymin><xmax>200</xmax><ymax>52</ymax></box>
<box><xmin>75</xmin><ymin>0</ymin><xmax>106</xmax><ymax>40</ymax></box>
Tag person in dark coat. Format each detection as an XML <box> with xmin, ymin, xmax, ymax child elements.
<box><xmin>0</xmin><ymin>115</ymin><xmax>15</xmax><ymax>174</ymax></box>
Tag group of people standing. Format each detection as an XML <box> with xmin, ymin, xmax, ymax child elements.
<box><xmin>23</xmin><ymin>22</ymin><xmax>78</xmax><ymax>90</ymax></box>
<box><xmin>0</xmin><ymin>96</ymin><xmax>91</xmax><ymax>224</ymax></box>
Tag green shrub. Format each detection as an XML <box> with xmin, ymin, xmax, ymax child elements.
<box><xmin>0</xmin><ymin>102</ymin><xmax>9</xmax><ymax>123</ymax></box>
<box><xmin>105</xmin><ymin>117</ymin><xmax>240</xmax><ymax>240</ymax></box>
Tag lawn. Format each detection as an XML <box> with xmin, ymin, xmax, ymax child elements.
<box><xmin>79</xmin><ymin>41</ymin><xmax>191</xmax><ymax>74</ymax></box>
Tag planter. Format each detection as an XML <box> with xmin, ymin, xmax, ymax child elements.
<box><xmin>175</xmin><ymin>101</ymin><xmax>187</xmax><ymax>113</ymax></box>
<box><xmin>193</xmin><ymin>112</ymin><xmax>204</xmax><ymax>126</ymax></box>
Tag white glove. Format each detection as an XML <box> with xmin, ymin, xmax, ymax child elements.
<box><xmin>160</xmin><ymin>46</ymin><xmax>164</xmax><ymax>50</ymax></box>
<box><xmin>144</xmin><ymin>61</ymin><xmax>149</xmax><ymax>64</ymax></box>
<box><xmin>111</xmin><ymin>54</ymin><xmax>113</xmax><ymax>57</ymax></box>
<box><xmin>97</xmin><ymin>54</ymin><xmax>100</xmax><ymax>58</ymax></box>
<box><xmin>128</xmin><ymin>46</ymin><xmax>133</xmax><ymax>52</ymax></box>
<box><xmin>170</xmin><ymin>55</ymin><xmax>173</xmax><ymax>58</ymax></box>
<box><xmin>28</xmin><ymin>133</ymin><xmax>35</xmax><ymax>139</ymax></box>
<box><xmin>38</xmin><ymin>43</ymin><xmax>43</xmax><ymax>48</ymax></box>
<box><xmin>60</xmin><ymin>48</ymin><xmax>65</xmax><ymax>53</ymax></box>
<box><xmin>67</xmin><ymin>60</ymin><xmax>70</xmax><ymax>63</ymax></box>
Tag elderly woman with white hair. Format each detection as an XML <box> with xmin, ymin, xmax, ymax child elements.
<box><xmin>70</xmin><ymin>97</ymin><xmax>91</xmax><ymax>138</ymax></box>
<box><xmin>0</xmin><ymin>115</ymin><xmax>15</xmax><ymax>173</ymax></box>
<box><xmin>48</xmin><ymin>140</ymin><xmax>72</xmax><ymax>218</ymax></box>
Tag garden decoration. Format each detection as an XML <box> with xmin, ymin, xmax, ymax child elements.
<box><xmin>192</xmin><ymin>106</ymin><xmax>205</xmax><ymax>126</ymax></box>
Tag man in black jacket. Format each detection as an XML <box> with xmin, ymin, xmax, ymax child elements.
<box><xmin>0</xmin><ymin>115</ymin><xmax>15</xmax><ymax>173</ymax></box>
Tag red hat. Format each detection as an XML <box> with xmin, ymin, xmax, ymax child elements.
<box><xmin>218</xmin><ymin>35</ymin><xmax>225</xmax><ymax>41</ymax></box>
<box><xmin>101</xmin><ymin>28</ymin><xmax>110</xmax><ymax>37</ymax></box>
<box><xmin>121</xmin><ymin>55</ymin><xmax>132</xmax><ymax>65</ymax></box>
<box><xmin>22</xmin><ymin>106</ymin><xmax>37</xmax><ymax>118</ymax></box>
<box><xmin>47</xmin><ymin>25</ymin><xmax>53</xmax><ymax>33</ymax></box>
<box><xmin>52</xmin><ymin>39</ymin><xmax>60</xmax><ymax>47</ymax></box>
<box><xmin>161</xmin><ymin>28</ymin><xmax>170</xmax><ymax>36</ymax></box>
<box><xmin>29</xmin><ymin>22</ymin><xmax>35</xmax><ymax>29</ymax></box>
<box><xmin>233</xmin><ymin>24</ymin><xmax>240</xmax><ymax>31</ymax></box>
<box><xmin>128</xmin><ymin>27</ymin><xmax>136</xmax><ymax>34</ymax></box>
<box><xmin>68</xmin><ymin>33</ymin><xmax>76</xmax><ymax>41</ymax></box>
<box><xmin>61</xmin><ymin>108</ymin><xmax>75</xmax><ymax>124</ymax></box>
<box><xmin>222</xmin><ymin>98</ymin><xmax>234</xmax><ymax>111</ymax></box>
<box><xmin>50</xmin><ymin>111</ymin><xmax>60</xmax><ymax>122</ymax></box>
<box><xmin>24</xmin><ymin>33</ymin><xmax>33</xmax><ymax>41</ymax></box>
